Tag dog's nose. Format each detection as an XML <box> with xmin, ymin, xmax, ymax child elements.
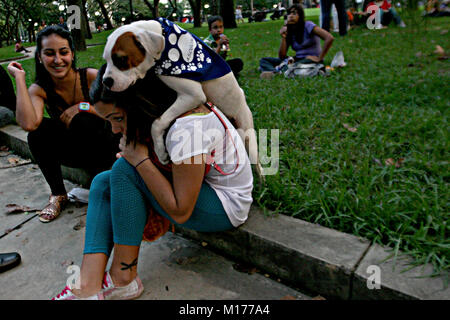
<box><xmin>103</xmin><ymin>77</ymin><xmax>114</xmax><ymax>89</ymax></box>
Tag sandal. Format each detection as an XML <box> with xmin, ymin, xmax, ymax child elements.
<box><xmin>39</xmin><ymin>194</ymin><xmax>68</xmax><ymax>223</ymax></box>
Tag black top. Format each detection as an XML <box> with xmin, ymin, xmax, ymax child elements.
<box><xmin>36</xmin><ymin>68</ymin><xmax>90</xmax><ymax>120</ymax></box>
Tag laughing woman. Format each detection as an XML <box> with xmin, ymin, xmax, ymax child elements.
<box><xmin>7</xmin><ymin>26</ymin><xmax>119</xmax><ymax>223</ymax></box>
<box><xmin>52</xmin><ymin>65</ymin><xmax>253</xmax><ymax>300</ymax></box>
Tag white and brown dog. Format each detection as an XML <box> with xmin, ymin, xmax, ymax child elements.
<box><xmin>102</xmin><ymin>18</ymin><xmax>262</xmax><ymax>176</ymax></box>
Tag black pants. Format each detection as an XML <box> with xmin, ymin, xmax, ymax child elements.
<box><xmin>0</xmin><ymin>65</ymin><xmax>16</xmax><ymax>112</ymax></box>
<box><xmin>27</xmin><ymin>113</ymin><xmax>120</xmax><ymax>195</ymax></box>
<box><xmin>321</xmin><ymin>0</ymin><xmax>348</xmax><ymax>36</ymax></box>
<box><xmin>226</xmin><ymin>58</ymin><xmax>244</xmax><ymax>78</ymax></box>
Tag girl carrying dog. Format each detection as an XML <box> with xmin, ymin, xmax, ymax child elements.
<box><xmin>52</xmin><ymin>65</ymin><xmax>253</xmax><ymax>300</ymax></box>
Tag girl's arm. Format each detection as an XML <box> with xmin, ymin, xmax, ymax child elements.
<box><xmin>278</xmin><ymin>25</ymin><xmax>288</xmax><ymax>59</ymax></box>
<box><xmin>7</xmin><ymin>62</ymin><xmax>45</xmax><ymax>131</ymax></box>
<box><xmin>137</xmin><ymin>155</ymin><xmax>205</xmax><ymax>224</ymax></box>
<box><xmin>120</xmin><ymin>136</ymin><xmax>205</xmax><ymax>224</ymax></box>
<box><xmin>309</xmin><ymin>26</ymin><xmax>334</xmax><ymax>62</ymax></box>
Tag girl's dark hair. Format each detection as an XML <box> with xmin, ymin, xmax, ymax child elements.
<box><xmin>90</xmin><ymin>64</ymin><xmax>167</xmax><ymax>147</ymax></box>
<box><xmin>286</xmin><ymin>4</ymin><xmax>306</xmax><ymax>48</ymax></box>
<box><xmin>34</xmin><ymin>25</ymin><xmax>77</xmax><ymax>90</ymax></box>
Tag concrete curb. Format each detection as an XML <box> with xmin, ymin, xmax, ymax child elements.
<box><xmin>1</xmin><ymin>123</ymin><xmax>449</xmax><ymax>300</ymax></box>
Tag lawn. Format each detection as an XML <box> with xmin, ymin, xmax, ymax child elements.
<box><xmin>2</xmin><ymin>15</ymin><xmax>449</xmax><ymax>278</ymax></box>
<box><xmin>0</xmin><ymin>44</ymin><xmax>30</xmax><ymax>61</ymax></box>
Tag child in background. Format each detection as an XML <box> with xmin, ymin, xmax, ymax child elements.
<box><xmin>204</xmin><ymin>15</ymin><xmax>244</xmax><ymax>78</ymax></box>
<box><xmin>236</xmin><ymin>5</ymin><xmax>244</xmax><ymax>23</ymax></box>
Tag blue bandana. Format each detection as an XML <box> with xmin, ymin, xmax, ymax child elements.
<box><xmin>154</xmin><ymin>18</ymin><xmax>231</xmax><ymax>82</ymax></box>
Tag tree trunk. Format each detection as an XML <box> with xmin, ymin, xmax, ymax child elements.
<box><xmin>210</xmin><ymin>0</ymin><xmax>219</xmax><ymax>15</ymax></box>
<box><xmin>82</xmin><ymin>0</ymin><xmax>92</xmax><ymax>39</ymax></box>
<box><xmin>188</xmin><ymin>0</ymin><xmax>202</xmax><ymax>27</ymax></box>
<box><xmin>68</xmin><ymin>0</ymin><xmax>86</xmax><ymax>51</ymax></box>
<box><xmin>143</xmin><ymin>0</ymin><xmax>160</xmax><ymax>19</ymax></box>
<box><xmin>95</xmin><ymin>0</ymin><xmax>114</xmax><ymax>30</ymax></box>
<box><xmin>220</xmin><ymin>0</ymin><xmax>237</xmax><ymax>28</ymax></box>
<box><xmin>129</xmin><ymin>0</ymin><xmax>134</xmax><ymax>21</ymax></box>
<box><xmin>167</xmin><ymin>0</ymin><xmax>177</xmax><ymax>21</ymax></box>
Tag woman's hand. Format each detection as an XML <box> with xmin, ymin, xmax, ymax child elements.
<box><xmin>280</xmin><ymin>25</ymin><xmax>287</xmax><ymax>38</ymax></box>
<box><xmin>7</xmin><ymin>62</ymin><xmax>26</xmax><ymax>79</ymax></box>
<box><xmin>306</xmin><ymin>55</ymin><xmax>321</xmax><ymax>63</ymax></box>
<box><xmin>59</xmin><ymin>104</ymin><xmax>79</xmax><ymax>128</ymax></box>
<box><xmin>119</xmin><ymin>135</ymin><xmax>149</xmax><ymax>167</ymax></box>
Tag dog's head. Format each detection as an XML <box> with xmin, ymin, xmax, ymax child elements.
<box><xmin>102</xmin><ymin>22</ymin><xmax>165</xmax><ymax>92</ymax></box>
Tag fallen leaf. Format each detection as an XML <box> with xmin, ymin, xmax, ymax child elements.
<box><xmin>5</xmin><ymin>204</ymin><xmax>38</xmax><ymax>214</ymax></box>
<box><xmin>385</xmin><ymin>158</ymin><xmax>405</xmax><ymax>168</ymax></box>
<box><xmin>312</xmin><ymin>295</ymin><xmax>326</xmax><ymax>300</ymax></box>
<box><xmin>281</xmin><ymin>295</ymin><xmax>297</xmax><ymax>300</ymax></box>
<box><xmin>434</xmin><ymin>45</ymin><xmax>445</xmax><ymax>57</ymax></box>
<box><xmin>384</xmin><ymin>158</ymin><xmax>395</xmax><ymax>166</ymax></box>
<box><xmin>396</xmin><ymin>158</ymin><xmax>405</xmax><ymax>168</ymax></box>
<box><xmin>441</xmin><ymin>29</ymin><xmax>448</xmax><ymax>35</ymax></box>
<box><xmin>1</xmin><ymin>157</ymin><xmax>32</xmax><ymax>168</ymax></box>
<box><xmin>415</xmin><ymin>51</ymin><xmax>422</xmax><ymax>58</ymax></box>
<box><xmin>343</xmin><ymin>123</ymin><xmax>357</xmax><ymax>132</ymax></box>
<box><xmin>73</xmin><ymin>220</ymin><xmax>85</xmax><ymax>231</ymax></box>
<box><xmin>341</xmin><ymin>112</ymin><xmax>350</xmax><ymax>117</ymax></box>
<box><xmin>7</xmin><ymin>157</ymin><xmax>20</xmax><ymax>165</ymax></box>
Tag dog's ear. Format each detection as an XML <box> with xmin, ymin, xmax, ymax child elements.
<box><xmin>135</xmin><ymin>30</ymin><xmax>165</xmax><ymax>61</ymax></box>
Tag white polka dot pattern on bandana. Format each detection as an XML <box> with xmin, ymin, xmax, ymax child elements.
<box><xmin>154</xmin><ymin>18</ymin><xmax>231</xmax><ymax>82</ymax></box>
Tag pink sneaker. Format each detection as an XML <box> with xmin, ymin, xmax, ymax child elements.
<box><xmin>101</xmin><ymin>271</ymin><xmax>144</xmax><ymax>300</ymax></box>
<box><xmin>52</xmin><ymin>285</ymin><xmax>104</xmax><ymax>300</ymax></box>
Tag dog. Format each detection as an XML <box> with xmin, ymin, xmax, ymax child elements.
<box><xmin>102</xmin><ymin>18</ymin><xmax>262</xmax><ymax>177</ymax></box>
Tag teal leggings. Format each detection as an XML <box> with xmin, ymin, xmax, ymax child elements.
<box><xmin>83</xmin><ymin>158</ymin><xmax>233</xmax><ymax>256</ymax></box>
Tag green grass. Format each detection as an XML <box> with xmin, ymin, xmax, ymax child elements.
<box><xmin>0</xmin><ymin>44</ymin><xmax>28</xmax><ymax>61</ymax></box>
<box><xmin>2</xmin><ymin>16</ymin><xmax>449</xmax><ymax>278</ymax></box>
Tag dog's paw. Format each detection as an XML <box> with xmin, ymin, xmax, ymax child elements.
<box><xmin>154</xmin><ymin>145</ymin><xmax>170</xmax><ymax>165</ymax></box>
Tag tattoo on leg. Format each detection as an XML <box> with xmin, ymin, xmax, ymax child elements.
<box><xmin>120</xmin><ymin>258</ymin><xmax>138</xmax><ymax>272</ymax></box>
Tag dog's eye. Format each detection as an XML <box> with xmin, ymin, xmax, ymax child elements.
<box><xmin>112</xmin><ymin>55</ymin><xmax>129</xmax><ymax>70</ymax></box>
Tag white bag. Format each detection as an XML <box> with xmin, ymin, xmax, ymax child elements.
<box><xmin>330</xmin><ymin>51</ymin><xmax>347</xmax><ymax>68</ymax></box>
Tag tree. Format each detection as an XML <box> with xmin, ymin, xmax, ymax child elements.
<box><xmin>187</xmin><ymin>0</ymin><xmax>202</xmax><ymax>27</ymax></box>
<box><xmin>68</xmin><ymin>0</ymin><xmax>87</xmax><ymax>51</ymax></box>
<box><xmin>210</xmin><ymin>0</ymin><xmax>220</xmax><ymax>15</ymax></box>
<box><xmin>220</xmin><ymin>0</ymin><xmax>237</xmax><ymax>28</ymax></box>
<box><xmin>143</xmin><ymin>0</ymin><xmax>161</xmax><ymax>19</ymax></box>
<box><xmin>82</xmin><ymin>0</ymin><xmax>92</xmax><ymax>39</ymax></box>
<box><xmin>95</xmin><ymin>0</ymin><xmax>114</xmax><ymax>29</ymax></box>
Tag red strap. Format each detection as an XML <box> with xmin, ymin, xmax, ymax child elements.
<box><xmin>203</xmin><ymin>102</ymin><xmax>240</xmax><ymax>176</ymax></box>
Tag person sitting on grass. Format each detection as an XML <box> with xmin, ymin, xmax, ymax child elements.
<box><xmin>259</xmin><ymin>4</ymin><xmax>334</xmax><ymax>79</ymax></box>
<box><xmin>15</xmin><ymin>40</ymin><xmax>31</xmax><ymax>53</ymax></box>
<box><xmin>203</xmin><ymin>15</ymin><xmax>244</xmax><ymax>78</ymax></box>
<box><xmin>51</xmin><ymin>64</ymin><xmax>253</xmax><ymax>300</ymax></box>
<box><xmin>367</xmin><ymin>0</ymin><xmax>406</xmax><ymax>28</ymax></box>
